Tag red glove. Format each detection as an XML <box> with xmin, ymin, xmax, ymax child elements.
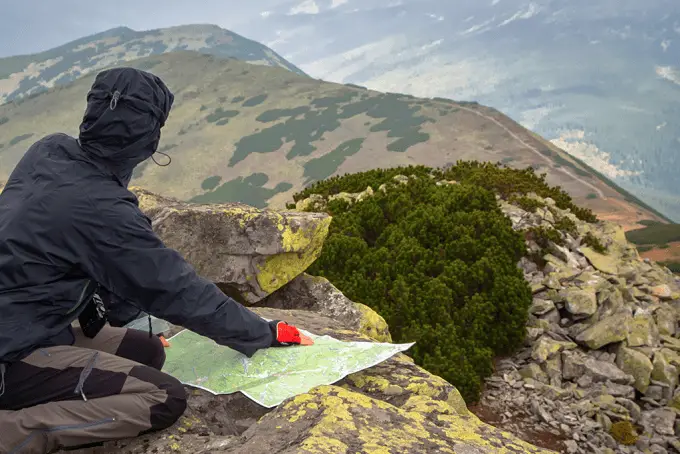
<box><xmin>270</xmin><ymin>321</ymin><xmax>302</xmax><ymax>346</ymax></box>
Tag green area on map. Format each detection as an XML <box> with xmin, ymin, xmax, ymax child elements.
<box><xmin>162</xmin><ymin>328</ymin><xmax>414</xmax><ymax>408</ymax></box>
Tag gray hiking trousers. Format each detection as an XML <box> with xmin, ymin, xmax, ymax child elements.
<box><xmin>0</xmin><ymin>326</ymin><xmax>187</xmax><ymax>454</ymax></box>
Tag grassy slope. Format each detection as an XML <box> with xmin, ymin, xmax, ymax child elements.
<box><xmin>0</xmin><ymin>51</ymin><xmax>666</xmax><ymax>225</ymax></box>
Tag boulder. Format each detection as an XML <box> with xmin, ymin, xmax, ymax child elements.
<box><xmin>654</xmin><ymin>306</ymin><xmax>677</xmax><ymax>337</ymax></box>
<box><xmin>581</xmin><ymin>246</ymin><xmax>619</xmax><ymax>275</ymax></box>
<box><xmin>575</xmin><ymin>311</ymin><xmax>632</xmax><ymax>349</ymax></box>
<box><xmin>639</xmin><ymin>407</ymin><xmax>677</xmax><ymax>437</ymax></box>
<box><xmin>615</xmin><ymin>346</ymin><xmax>654</xmax><ymax>393</ymax></box>
<box><xmin>531</xmin><ymin>335</ymin><xmax>576</xmax><ymax>363</ymax></box>
<box><xmin>257</xmin><ymin>273</ymin><xmax>392</xmax><ymax>342</ymax></box>
<box><xmin>582</xmin><ymin>357</ymin><xmax>634</xmax><ymax>385</ymax></box>
<box><xmin>130</xmin><ymin>187</ymin><xmax>331</xmax><ymax>303</ymax></box>
<box><xmin>530</xmin><ymin>298</ymin><xmax>556</xmax><ymax>316</ymax></box>
<box><xmin>563</xmin><ymin>287</ymin><xmax>598</xmax><ymax>317</ymax></box>
<box><xmin>651</xmin><ymin>351</ymin><xmax>678</xmax><ymax>391</ymax></box>
<box><xmin>626</xmin><ymin>312</ymin><xmax>660</xmax><ymax>348</ymax></box>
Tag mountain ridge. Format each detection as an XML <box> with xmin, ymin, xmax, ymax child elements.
<box><xmin>0</xmin><ymin>24</ymin><xmax>307</xmax><ymax>104</ymax></box>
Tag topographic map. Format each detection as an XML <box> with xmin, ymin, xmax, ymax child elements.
<box><xmin>162</xmin><ymin>327</ymin><xmax>414</xmax><ymax>408</ymax></box>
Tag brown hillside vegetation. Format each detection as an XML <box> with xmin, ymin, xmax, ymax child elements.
<box><xmin>0</xmin><ymin>51</ymin><xmax>668</xmax><ymax>228</ymax></box>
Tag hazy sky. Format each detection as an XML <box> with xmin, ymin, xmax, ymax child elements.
<box><xmin>0</xmin><ymin>0</ymin><xmax>293</xmax><ymax>57</ymax></box>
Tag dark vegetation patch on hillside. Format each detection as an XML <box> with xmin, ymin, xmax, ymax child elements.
<box><xmin>625</xmin><ymin>222</ymin><xmax>680</xmax><ymax>245</ymax></box>
<box><xmin>190</xmin><ymin>172</ymin><xmax>292</xmax><ymax>208</ymax></box>
<box><xmin>229</xmin><ymin>91</ymin><xmax>434</xmax><ymax>167</ymax></box>
<box><xmin>0</xmin><ymin>117</ymin><xmax>8</xmax><ymax>126</ymax></box>
<box><xmin>206</xmin><ymin>108</ymin><xmax>240</xmax><ymax>125</ymax></box>
<box><xmin>8</xmin><ymin>133</ymin><xmax>34</xmax><ymax>146</ymax></box>
<box><xmin>303</xmin><ymin>138</ymin><xmax>365</xmax><ymax>185</ymax></box>
<box><xmin>293</xmin><ymin>162</ymin><xmax>598</xmax><ymax>402</ymax></box>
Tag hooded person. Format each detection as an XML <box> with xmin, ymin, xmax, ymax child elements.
<box><xmin>0</xmin><ymin>67</ymin><xmax>303</xmax><ymax>454</ymax></box>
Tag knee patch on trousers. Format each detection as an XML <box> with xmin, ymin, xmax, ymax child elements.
<box><xmin>117</xmin><ymin>330</ymin><xmax>167</xmax><ymax>370</ymax></box>
<box><xmin>129</xmin><ymin>365</ymin><xmax>186</xmax><ymax>432</ymax></box>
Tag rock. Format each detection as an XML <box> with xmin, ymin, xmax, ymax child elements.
<box><xmin>651</xmin><ymin>285</ymin><xmax>673</xmax><ymax>300</ymax></box>
<box><xmin>564</xmin><ymin>287</ymin><xmax>598</xmax><ymax>317</ymax></box>
<box><xmin>544</xmin><ymin>355</ymin><xmax>563</xmax><ymax>387</ymax></box>
<box><xmin>660</xmin><ymin>335</ymin><xmax>680</xmax><ymax>352</ymax></box>
<box><xmin>259</xmin><ymin>274</ymin><xmax>391</xmax><ymax>342</ymax></box>
<box><xmin>655</xmin><ymin>306</ymin><xmax>678</xmax><ymax>337</ymax></box>
<box><xmin>564</xmin><ymin>440</ymin><xmax>579</xmax><ymax>453</ymax></box>
<box><xmin>644</xmin><ymin>385</ymin><xmax>665</xmax><ymax>401</ymax></box>
<box><xmin>393</xmin><ymin>174</ymin><xmax>409</xmax><ymax>184</ymax></box>
<box><xmin>605</xmin><ymin>383</ymin><xmax>636</xmax><ymax>400</ymax></box>
<box><xmin>616</xmin><ymin>345</ymin><xmax>654</xmax><ymax>393</ymax></box>
<box><xmin>652</xmin><ymin>351</ymin><xmax>679</xmax><ymax>391</ymax></box>
<box><xmin>640</xmin><ymin>408</ymin><xmax>677</xmax><ymax>436</ymax></box>
<box><xmin>582</xmin><ymin>358</ymin><xmax>634</xmax><ymax>385</ymax></box>
<box><xmin>531</xmin><ymin>335</ymin><xmax>576</xmax><ymax>363</ymax></box>
<box><xmin>627</xmin><ymin>312</ymin><xmax>660</xmax><ymax>347</ymax></box>
<box><xmin>131</xmin><ymin>187</ymin><xmax>331</xmax><ymax>303</ymax></box>
<box><xmin>519</xmin><ymin>363</ymin><xmax>549</xmax><ymax>384</ymax></box>
<box><xmin>531</xmin><ymin>298</ymin><xmax>556</xmax><ymax>316</ymax></box>
<box><xmin>616</xmin><ymin>398</ymin><xmax>642</xmax><ymax>421</ymax></box>
<box><xmin>597</xmin><ymin>288</ymin><xmax>625</xmax><ymax>318</ymax></box>
<box><xmin>295</xmin><ymin>193</ymin><xmax>327</xmax><ymax>212</ymax></box>
<box><xmin>575</xmin><ymin>311</ymin><xmax>632</xmax><ymax>349</ymax></box>
<box><xmin>581</xmin><ymin>246</ymin><xmax>618</xmax><ymax>275</ymax></box>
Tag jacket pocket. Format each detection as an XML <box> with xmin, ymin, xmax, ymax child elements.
<box><xmin>65</xmin><ymin>279</ymin><xmax>99</xmax><ymax>315</ymax></box>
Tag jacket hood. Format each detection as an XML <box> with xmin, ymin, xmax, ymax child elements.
<box><xmin>78</xmin><ymin>67</ymin><xmax>174</xmax><ymax>186</ymax></box>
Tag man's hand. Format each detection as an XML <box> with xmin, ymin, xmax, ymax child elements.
<box><xmin>269</xmin><ymin>321</ymin><xmax>313</xmax><ymax>346</ymax></box>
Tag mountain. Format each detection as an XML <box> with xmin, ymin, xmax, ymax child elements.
<box><xmin>235</xmin><ymin>0</ymin><xmax>680</xmax><ymax>222</ymax></box>
<box><xmin>0</xmin><ymin>50</ymin><xmax>671</xmax><ymax>230</ymax></box>
<box><xmin>0</xmin><ymin>24</ymin><xmax>306</xmax><ymax>104</ymax></box>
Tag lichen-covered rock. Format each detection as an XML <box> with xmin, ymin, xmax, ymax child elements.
<box><xmin>615</xmin><ymin>346</ymin><xmax>653</xmax><ymax>393</ymax></box>
<box><xmin>257</xmin><ymin>273</ymin><xmax>391</xmax><ymax>342</ymax></box>
<box><xmin>655</xmin><ymin>306</ymin><xmax>678</xmax><ymax>336</ymax></box>
<box><xmin>581</xmin><ymin>246</ymin><xmax>619</xmax><ymax>275</ymax></box>
<box><xmin>130</xmin><ymin>187</ymin><xmax>331</xmax><ymax>303</ymax></box>
<box><xmin>626</xmin><ymin>312</ymin><xmax>660</xmax><ymax>347</ymax></box>
<box><xmin>531</xmin><ymin>336</ymin><xmax>576</xmax><ymax>363</ymax></box>
<box><xmin>575</xmin><ymin>311</ymin><xmax>632</xmax><ymax>349</ymax></box>
<box><xmin>233</xmin><ymin>385</ymin><xmax>556</xmax><ymax>454</ymax></box>
<box><xmin>563</xmin><ymin>287</ymin><xmax>597</xmax><ymax>317</ymax></box>
<box><xmin>651</xmin><ymin>350</ymin><xmax>679</xmax><ymax>391</ymax></box>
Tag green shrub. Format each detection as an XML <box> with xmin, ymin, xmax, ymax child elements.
<box><xmin>527</xmin><ymin>226</ymin><xmax>564</xmax><ymax>248</ymax></box>
<box><xmin>584</xmin><ymin>232</ymin><xmax>607</xmax><ymax>254</ymax></box>
<box><xmin>586</xmin><ymin>193</ymin><xmax>597</xmax><ymax>199</ymax></box>
<box><xmin>0</xmin><ymin>116</ymin><xmax>8</xmax><ymax>126</ymax></box>
<box><xmin>295</xmin><ymin>161</ymin><xmax>597</xmax><ymax>223</ymax></box>
<box><xmin>554</xmin><ymin>216</ymin><xmax>578</xmax><ymax>236</ymax></box>
<box><xmin>660</xmin><ymin>261</ymin><xmax>680</xmax><ymax>273</ymax></box>
<box><xmin>509</xmin><ymin>195</ymin><xmax>545</xmax><ymax>213</ymax></box>
<box><xmin>298</xmin><ymin>171</ymin><xmax>532</xmax><ymax>402</ymax></box>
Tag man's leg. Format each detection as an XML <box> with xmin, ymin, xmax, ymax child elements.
<box><xmin>0</xmin><ymin>345</ymin><xmax>186</xmax><ymax>454</ymax></box>
<box><xmin>72</xmin><ymin>324</ymin><xmax>166</xmax><ymax>371</ymax></box>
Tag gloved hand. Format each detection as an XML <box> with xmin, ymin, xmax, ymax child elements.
<box><xmin>269</xmin><ymin>320</ymin><xmax>302</xmax><ymax>346</ymax></box>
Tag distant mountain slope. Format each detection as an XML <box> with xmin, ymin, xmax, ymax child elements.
<box><xmin>0</xmin><ymin>24</ymin><xmax>306</xmax><ymax>104</ymax></box>
<box><xmin>0</xmin><ymin>51</ymin><xmax>669</xmax><ymax>229</ymax></box>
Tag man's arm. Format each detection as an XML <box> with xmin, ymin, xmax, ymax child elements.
<box><xmin>63</xmin><ymin>191</ymin><xmax>276</xmax><ymax>357</ymax></box>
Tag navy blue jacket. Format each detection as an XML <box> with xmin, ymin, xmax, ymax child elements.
<box><xmin>0</xmin><ymin>67</ymin><xmax>275</xmax><ymax>363</ymax></box>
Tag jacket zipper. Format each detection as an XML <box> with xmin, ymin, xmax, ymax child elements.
<box><xmin>9</xmin><ymin>417</ymin><xmax>116</xmax><ymax>454</ymax></box>
<box><xmin>66</xmin><ymin>279</ymin><xmax>97</xmax><ymax>315</ymax></box>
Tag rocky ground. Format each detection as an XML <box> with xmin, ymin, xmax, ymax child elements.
<box><xmin>470</xmin><ymin>194</ymin><xmax>680</xmax><ymax>454</ymax></box>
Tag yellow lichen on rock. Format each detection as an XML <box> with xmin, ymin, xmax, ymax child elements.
<box><xmin>355</xmin><ymin>302</ymin><xmax>392</xmax><ymax>343</ymax></box>
<box><xmin>256</xmin><ymin>216</ymin><xmax>331</xmax><ymax>294</ymax></box>
<box><xmin>236</xmin><ymin>385</ymin><xmax>556</xmax><ymax>454</ymax></box>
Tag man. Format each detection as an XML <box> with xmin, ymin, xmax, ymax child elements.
<box><xmin>0</xmin><ymin>67</ymin><xmax>303</xmax><ymax>454</ymax></box>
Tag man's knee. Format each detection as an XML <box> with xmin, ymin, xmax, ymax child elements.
<box><xmin>129</xmin><ymin>366</ymin><xmax>187</xmax><ymax>432</ymax></box>
<box><xmin>117</xmin><ymin>329</ymin><xmax>166</xmax><ymax>370</ymax></box>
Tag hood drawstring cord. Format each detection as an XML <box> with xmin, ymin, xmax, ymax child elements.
<box><xmin>148</xmin><ymin>313</ymin><xmax>153</xmax><ymax>338</ymax></box>
<box><xmin>151</xmin><ymin>150</ymin><xmax>172</xmax><ymax>167</ymax></box>
<box><xmin>109</xmin><ymin>91</ymin><xmax>120</xmax><ymax>111</ymax></box>
<box><xmin>0</xmin><ymin>363</ymin><xmax>6</xmax><ymax>399</ymax></box>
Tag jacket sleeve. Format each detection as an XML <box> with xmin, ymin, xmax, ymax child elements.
<box><xmin>64</xmin><ymin>191</ymin><xmax>275</xmax><ymax>357</ymax></box>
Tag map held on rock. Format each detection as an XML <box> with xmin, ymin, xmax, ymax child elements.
<box><xmin>162</xmin><ymin>328</ymin><xmax>414</xmax><ymax>408</ymax></box>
